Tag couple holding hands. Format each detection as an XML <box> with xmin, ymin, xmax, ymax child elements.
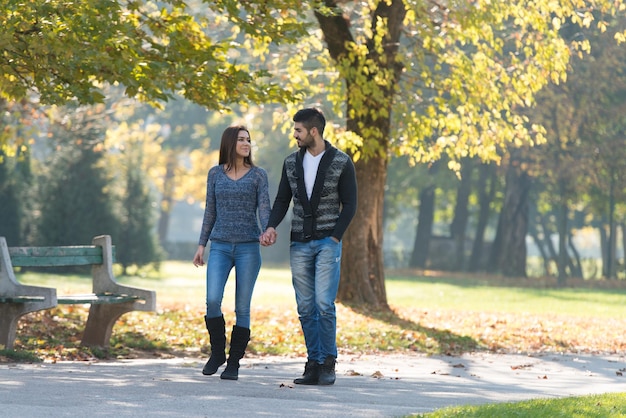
<box><xmin>192</xmin><ymin>108</ymin><xmax>357</xmax><ymax>385</ymax></box>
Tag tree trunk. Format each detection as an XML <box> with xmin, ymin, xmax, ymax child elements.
<box><xmin>621</xmin><ymin>223</ymin><xmax>626</xmax><ymax>276</ymax></box>
<box><xmin>468</xmin><ymin>163</ymin><xmax>496</xmax><ymax>272</ymax></box>
<box><xmin>556</xmin><ymin>199</ymin><xmax>568</xmax><ymax>286</ymax></box>
<box><xmin>528</xmin><ymin>225</ymin><xmax>550</xmax><ymax>276</ymax></box>
<box><xmin>316</xmin><ymin>0</ymin><xmax>406</xmax><ymax>309</ymax></box>
<box><xmin>567</xmin><ymin>232</ymin><xmax>583</xmax><ymax>278</ymax></box>
<box><xmin>409</xmin><ymin>185</ymin><xmax>435</xmax><ymax>269</ymax></box>
<box><xmin>487</xmin><ymin>159</ymin><xmax>529</xmax><ymax>277</ymax></box>
<box><xmin>607</xmin><ymin>169</ymin><xmax>617</xmax><ymax>279</ymax></box>
<box><xmin>409</xmin><ymin>162</ymin><xmax>439</xmax><ymax>269</ymax></box>
<box><xmin>450</xmin><ymin>158</ymin><xmax>473</xmax><ymax>270</ymax></box>
<box><xmin>339</xmin><ymin>155</ymin><xmax>389</xmax><ymax>309</ymax></box>
<box><xmin>600</xmin><ymin>222</ymin><xmax>609</xmax><ymax>278</ymax></box>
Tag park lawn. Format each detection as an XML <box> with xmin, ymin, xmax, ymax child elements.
<box><xmin>413</xmin><ymin>392</ymin><xmax>626</xmax><ymax>417</ymax></box>
<box><xmin>3</xmin><ymin>261</ymin><xmax>626</xmax><ymax>361</ymax></box>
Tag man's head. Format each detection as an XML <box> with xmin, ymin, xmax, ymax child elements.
<box><xmin>293</xmin><ymin>108</ymin><xmax>325</xmax><ymax>137</ymax></box>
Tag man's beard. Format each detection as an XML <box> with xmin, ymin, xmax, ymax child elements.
<box><xmin>298</xmin><ymin>133</ymin><xmax>314</xmax><ymax>148</ymax></box>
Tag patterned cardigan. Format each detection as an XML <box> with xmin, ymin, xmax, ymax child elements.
<box><xmin>268</xmin><ymin>141</ymin><xmax>357</xmax><ymax>242</ymax></box>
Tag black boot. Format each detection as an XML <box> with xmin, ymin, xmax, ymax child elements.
<box><xmin>202</xmin><ymin>315</ymin><xmax>226</xmax><ymax>375</ymax></box>
<box><xmin>317</xmin><ymin>356</ymin><xmax>336</xmax><ymax>385</ymax></box>
<box><xmin>220</xmin><ymin>325</ymin><xmax>250</xmax><ymax>380</ymax></box>
<box><xmin>293</xmin><ymin>360</ymin><xmax>320</xmax><ymax>385</ymax></box>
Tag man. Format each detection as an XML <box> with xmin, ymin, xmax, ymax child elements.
<box><xmin>261</xmin><ymin>108</ymin><xmax>357</xmax><ymax>385</ymax></box>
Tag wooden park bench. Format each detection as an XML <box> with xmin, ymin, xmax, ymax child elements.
<box><xmin>0</xmin><ymin>235</ymin><xmax>156</xmax><ymax>350</ymax></box>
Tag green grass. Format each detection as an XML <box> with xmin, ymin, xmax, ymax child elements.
<box><xmin>412</xmin><ymin>392</ymin><xmax>626</xmax><ymax>417</ymax></box>
<box><xmin>385</xmin><ymin>274</ymin><xmax>626</xmax><ymax>318</ymax></box>
<box><xmin>17</xmin><ymin>262</ymin><xmax>626</xmax><ymax>317</ymax></box>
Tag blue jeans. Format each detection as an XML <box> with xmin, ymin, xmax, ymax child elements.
<box><xmin>290</xmin><ymin>237</ymin><xmax>342</xmax><ymax>363</ymax></box>
<box><xmin>205</xmin><ymin>241</ymin><xmax>261</xmax><ymax>328</ymax></box>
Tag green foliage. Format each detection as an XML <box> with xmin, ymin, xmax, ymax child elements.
<box><xmin>0</xmin><ymin>100</ymin><xmax>37</xmax><ymax>245</ymax></box>
<box><xmin>0</xmin><ymin>148</ymin><xmax>21</xmax><ymax>244</ymax></box>
<box><xmin>0</xmin><ymin>0</ymin><xmax>307</xmax><ymax>111</ymax></box>
<box><xmin>36</xmin><ymin>105</ymin><xmax>120</xmax><ymax>247</ymax></box>
<box><xmin>0</xmin><ymin>348</ymin><xmax>41</xmax><ymax>363</ymax></box>
<box><xmin>260</xmin><ymin>0</ymin><xmax>626</xmax><ymax>167</ymax></box>
<box><xmin>116</xmin><ymin>142</ymin><xmax>163</xmax><ymax>271</ymax></box>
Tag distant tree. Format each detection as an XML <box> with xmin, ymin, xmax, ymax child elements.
<box><xmin>0</xmin><ymin>99</ymin><xmax>38</xmax><ymax>245</ymax></box>
<box><xmin>116</xmin><ymin>139</ymin><xmax>162</xmax><ymax>274</ymax></box>
<box><xmin>0</xmin><ymin>147</ymin><xmax>21</xmax><ymax>244</ymax></box>
<box><xmin>36</xmin><ymin>105</ymin><xmax>119</xmax><ymax>247</ymax></box>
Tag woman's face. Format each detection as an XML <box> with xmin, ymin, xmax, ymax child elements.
<box><xmin>236</xmin><ymin>130</ymin><xmax>251</xmax><ymax>159</ymax></box>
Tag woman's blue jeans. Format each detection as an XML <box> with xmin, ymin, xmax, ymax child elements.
<box><xmin>205</xmin><ymin>241</ymin><xmax>261</xmax><ymax>328</ymax></box>
<box><xmin>290</xmin><ymin>237</ymin><xmax>342</xmax><ymax>363</ymax></box>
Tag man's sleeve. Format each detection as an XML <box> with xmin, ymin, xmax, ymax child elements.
<box><xmin>267</xmin><ymin>161</ymin><xmax>292</xmax><ymax>229</ymax></box>
<box><xmin>332</xmin><ymin>159</ymin><xmax>357</xmax><ymax>241</ymax></box>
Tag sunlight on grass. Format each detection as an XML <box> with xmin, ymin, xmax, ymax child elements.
<box><xmin>412</xmin><ymin>392</ymin><xmax>626</xmax><ymax>417</ymax></box>
<box><xmin>386</xmin><ymin>275</ymin><xmax>626</xmax><ymax>318</ymax></box>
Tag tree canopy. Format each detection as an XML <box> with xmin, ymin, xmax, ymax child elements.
<box><xmin>0</xmin><ymin>0</ymin><xmax>306</xmax><ymax>109</ymax></box>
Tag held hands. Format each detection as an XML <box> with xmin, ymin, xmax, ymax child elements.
<box><xmin>260</xmin><ymin>227</ymin><xmax>277</xmax><ymax>247</ymax></box>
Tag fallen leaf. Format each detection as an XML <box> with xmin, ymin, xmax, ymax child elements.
<box><xmin>511</xmin><ymin>364</ymin><xmax>533</xmax><ymax>370</ymax></box>
<box><xmin>452</xmin><ymin>363</ymin><xmax>465</xmax><ymax>368</ymax></box>
<box><xmin>371</xmin><ymin>371</ymin><xmax>384</xmax><ymax>378</ymax></box>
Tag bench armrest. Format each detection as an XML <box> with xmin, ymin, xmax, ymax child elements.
<box><xmin>90</xmin><ymin>235</ymin><xmax>156</xmax><ymax>312</ymax></box>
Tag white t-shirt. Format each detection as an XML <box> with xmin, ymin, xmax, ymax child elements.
<box><xmin>303</xmin><ymin>150</ymin><xmax>325</xmax><ymax>199</ymax></box>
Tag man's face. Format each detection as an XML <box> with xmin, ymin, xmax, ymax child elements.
<box><xmin>293</xmin><ymin>122</ymin><xmax>315</xmax><ymax>149</ymax></box>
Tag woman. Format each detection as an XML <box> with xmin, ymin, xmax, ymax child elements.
<box><xmin>193</xmin><ymin>125</ymin><xmax>271</xmax><ymax>380</ymax></box>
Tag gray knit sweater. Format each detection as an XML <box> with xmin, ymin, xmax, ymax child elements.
<box><xmin>198</xmin><ymin>165</ymin><xmax>271</xmax><ymax>245</ymax></box>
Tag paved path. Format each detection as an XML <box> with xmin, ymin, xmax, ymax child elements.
<box><xmin>1</xmin><ymin>352</ymin><xmax>624</xmax><ymax>417</ymax></box>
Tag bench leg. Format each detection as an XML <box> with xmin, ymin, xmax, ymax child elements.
<box><xmin>0</xmin><ymin>306</ymin><xmax>28</xmax><ymax>350</ymax></box>
<box><xmin>81</xmin><ymin>303</ymin><xmax>136</xmax><ymax>348</ymax></box>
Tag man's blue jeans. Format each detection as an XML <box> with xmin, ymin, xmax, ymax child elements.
<box><xmin>205</xmin><ymin>241</ymin><xmax>261</xmax><ymax>328</ymax></box>
<box><xmin>290</xmin><ymin>237</ymin><xmax>342</xmax><ymax>363</ymax></box>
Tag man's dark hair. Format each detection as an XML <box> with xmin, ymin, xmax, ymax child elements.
<box><xmin>293</xmin><ymin>108</ymin><xmax>326</xmax><ymax>136</ymax></box>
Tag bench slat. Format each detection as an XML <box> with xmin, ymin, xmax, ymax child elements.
<box><xmin>0</xmin><ymin>296</ymin><xmax>47</xmax><ymax>303</ymax></box>
<box><xmin>57</xmin><ymin>294</ymin><xmax>140</xmax><ymax>304</ymax></box>
<box><xmin>10</xmin><ymin>255</ymin><xmax>104</xmax><ymax>267</ymax></box>
<box><xmin>8</xmin><ymin>246</ymin><xmax>116</xmax><ymax>267</ymax></box>
<box><xmin>9</xmin><ymin>246</ymin><xmax>103</xmax><ymax>257</ymax></box>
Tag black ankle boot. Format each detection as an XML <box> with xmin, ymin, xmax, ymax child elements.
<box><xmin>293</xmin><ymin>360</ymin><xmax>320</xmax><ymax>385</ymax></box>
<box><xmin>317</xmin><ymin>356</ymin><xmax>336</xmax><ymax>385</ymax></box>
<box><xmin>202</xmin><ymin>315</ymin><xmax>226</xmax><ymax>375</ymax></box>
<box><xmin>220</xmin><ymin>325</ymin><xmax>250</xmax><ymax>380</ymax></box>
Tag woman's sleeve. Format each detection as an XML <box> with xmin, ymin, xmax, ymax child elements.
<box><xmin>198</xmin><ymin>167</ymin><xmax>218</xmax><ymax>246</ymax></box>
<box><xmin>257</xmin><ymin>167</ymin><xmax>272</xmax><ymax>231</ymax></box>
